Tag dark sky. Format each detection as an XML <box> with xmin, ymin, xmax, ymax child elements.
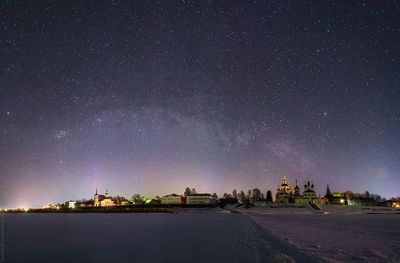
<box><xmin>1</xmin><ymin>0</ymin><xmax>399</xmax><ymax>208</ymax></box>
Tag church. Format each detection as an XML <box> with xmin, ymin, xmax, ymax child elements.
<box><xmin>297</xmin><ymin>180</ymin><xmax>318</xmax><ymax>204</ymax></box>
<box><xmin>94</xmin><ymin>189</ymin><xmax>116</xmax><ymax>207</ymax></box>
<box><xmin>275</xmin><ymin>176</ymin><xmax>318</xmax><ymax>204</ymax></box>
<box><xmin>275</xmin><ymin>176</ymin><xmax>293</xmax><ymax>203</ymax></box>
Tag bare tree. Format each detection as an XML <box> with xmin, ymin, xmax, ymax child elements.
<box><xmin>252</xmin><ymin>188</ymin><xmax>261</xmax><ymax>202</ymax></box>
<box><xmin>132</xmin><ymin>194</ymin><xmax>142</xmax><ymax>203</ymax></box>
<box><xmin>232</xmin><ymin>189</ymin><xmax>238</xmax><ymax>199</ymax></box>
<box><xmin>184</xmin><ymin>187</ymin><xmax>191</xmax><ymax>196</ymax></box>
<box><xmin>247</xmin><ymin>190</ymin><xmax>252</xmax><ymax>202</ymax></box>
<box><xmin>238</xmin><ymin>190</ymin><xmax>246</xmax><ymax>203</ymax></box>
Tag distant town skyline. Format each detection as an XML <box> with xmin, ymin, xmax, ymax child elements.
<box><xmin>6</xmin><ymin>175</ymin><xmax>396</xmax><ymax>210</ymax></box>
<box><xmin>1</xmin><ymin>1</ymin><xmax>399</xmax><ymax>208</ymax></box>
<box><xmin>4</xmin><ymin>177</ymin><xmax>396</xmax><ymax>209</ymax></box>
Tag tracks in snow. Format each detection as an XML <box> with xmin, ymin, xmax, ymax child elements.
<box><xmin>225</xmin><ymin>208</ymin><xmax>319</xmax><ymax>263</ymax></box>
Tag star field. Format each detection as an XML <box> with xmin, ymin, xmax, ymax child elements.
<box><xmin>0</xmin><ymin>1</ymin><xmax>399</xmax><ymax>207</ymax></box>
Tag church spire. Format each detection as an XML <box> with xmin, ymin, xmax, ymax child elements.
<box><xmin>326</xmin><ymin>184</ymin><xmax>331</xmax><ymax>196</ymax></box>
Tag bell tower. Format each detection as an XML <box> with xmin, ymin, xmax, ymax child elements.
<box><xmin>94</xmin><ymin>188</ymin><xmax>99</xmax><ymax>206</ymax></box>
<box><xmin>294</xmin><ymin>179</ymin><xmax>300</xmax><ymax>196</ymax></box>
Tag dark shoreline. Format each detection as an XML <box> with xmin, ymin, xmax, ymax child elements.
<box><xmin>2</xmin><ymin>204</ymin><xmax>218</xmax><ymax>213</ymax></box>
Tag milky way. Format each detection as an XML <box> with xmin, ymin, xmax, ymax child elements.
<box><xmin>1</xmin><ymin>1</ymin><xmax>399</xmax><ymax>207</ymax></box>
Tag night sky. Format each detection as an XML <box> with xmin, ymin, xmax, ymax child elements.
<box><xmin>1</xmin><ymin>1</ymin><xmax>399</xmax><ymax>208</ymax></box>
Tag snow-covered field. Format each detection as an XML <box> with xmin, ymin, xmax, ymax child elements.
<box><xmin>3</xmin><ymin>207</ymin><xmax>400</xmax><ymax>262</ymax></box>
<box><xmin>232</xmin><ymin>205</ymin><xmax>400</xmax><ymax>262</ymax></box>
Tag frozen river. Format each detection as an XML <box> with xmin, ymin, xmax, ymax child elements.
<box><xmin>248</xmin><ymin>211</ymin><xmax>400</xmax><ymax>262</ymax></box>
<box><xmin>2</xmin><ymin>208</ymin><xmax>400</xmax><ymax>262</ymax></box>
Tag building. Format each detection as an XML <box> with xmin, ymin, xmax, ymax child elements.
<box><xmin>161</xmin><ymin>194</ymin><xmax>184</xmax><ymax>205</ymax></box>
<box><xmin>66</xmin><ymin>201</ymin><xmax>76</xmax><ymax>209</ymax></box>
<box><xmin>296</xmin><ymin>181</ymin><xmax>318</xmax><ymax>204</ymax></box>
<box><xmin>114</xmin><ymin>196</ymin><xmax>130</xmax><ymax>206</ymax></box>
<box><xmin>75</xmin><ymin>200</ymin><xmax>92</xmax><ymax>208</ymax></box>
<box><xmin>94</xmin><ymin>189</ymin><xmax>116</xmax><ymax>207</ymax></box>
<box><xmin>322</xmin><ymin>185</ymin><xmax>334</xmax><ymax>204</ymax></box>
<box><xmin>120</xmin><ymin>200</ymin><xmax>130</xmax><ymax>206</ymax></box>
<box><xmin>275</xmin><ymin>176</ymin><xmax>293</xmax><ymax>203</ymax></box>
<box><xmin>186</xmin><ymin>193</ymin><xmax>214</xmax><ymax>205</ymax></box>
<box><xmin>43</xmin><ymin>204</ymin><xmax>59</xmax><ymax>209</ymax></box>
<box><xmin>275</xmin><ymin>176</ymin><xmax>319</xmax><ymax>204</ymax></box>
<box><xmin>293</xmin><ymin>180</ymin><xmax>301</xmax><ymax>199</ymax></box>
<box><xmin>330</xmin><ymin>192</ymin><xmax>347</xmax><ymax>205</ymax></box>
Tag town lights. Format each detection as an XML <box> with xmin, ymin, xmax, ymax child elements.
<box><xmin>340</xmin><ymin>199</ymin><xmax>345</xmax><ymax>204</ymax></box>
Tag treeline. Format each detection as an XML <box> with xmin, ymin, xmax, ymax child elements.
<box><xmin>183</xmin><ymin>187</ymin><xmax>274</xmax><ymax>203</ymax></box>
<box><xmin>344</xmin><ymin>191</ymin><xmax>386</xmax><ymax>202</ymax></box>
<box><xmin>220</xmin><ymin>188</ymin><xmax>273</xmax><ymax>203</ymax></box>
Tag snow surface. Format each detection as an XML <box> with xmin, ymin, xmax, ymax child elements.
<box><xmin>232</xmin><ymin>205</ymin><xmax>400</xmax><ymax>262</ymax></box>
<box><xmin>3</xmin><ymin>207</ymin><xmax>400</xmax><ymax>262</ymax></box>
<box><xmin>4</xmin><ymin>210</ymin><xmax>295</xmax><ymax>263</ymax></box>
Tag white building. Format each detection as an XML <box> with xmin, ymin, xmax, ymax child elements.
<box><xmin>67</xmin><ymin>201</ymin><xmax>76</xmax><ymax>209</ymax></box>
<box><xmin>186</xmin><ymin>194</ymin><xmax>214</xmax><ymax>205</ymax></box>
<box><xmin>161</xmin><ymin>194</ymin><xmax>183</xmax><ymax>205</ymax></box>
<box><xmin>120</xmin><ymin>200</ymin><xmax>130</xmax><ymax>206</ymax></box>
<box><xmin>94</xmin><ymin>189</ymin><xmax>115</xmax><ymax>207</ymax></box>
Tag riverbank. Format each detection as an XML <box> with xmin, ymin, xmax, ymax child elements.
<box><xmin>2</xmin><ymin>204</ymin><xmax>218</xmax><ymax>213</ymax></box>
